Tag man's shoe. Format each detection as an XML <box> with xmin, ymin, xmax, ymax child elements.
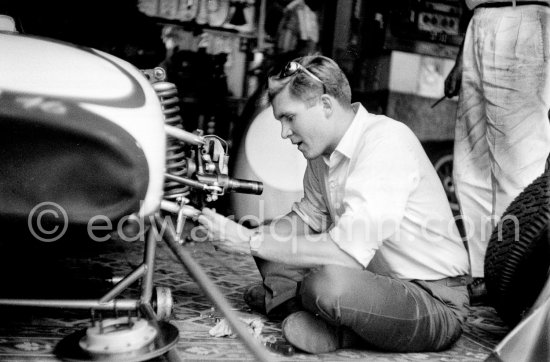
<box><xmin>282</xmin><ymin>311</ymin><xmax>360</xmax><ymax>354</ymax></box>
<box><xmin>244</xmin><ymin>283</ymin><xmax>266</xmax><ymax>314</ymax></box>
<box><xmin>243</xmin><ymin>283</ymin><xmax>301</xmax><ymax>319</ymax></box>
<box><xmin>468</xmin><ymin>278</ymin><xmax>489</xmax><ymax>306</ymax></box>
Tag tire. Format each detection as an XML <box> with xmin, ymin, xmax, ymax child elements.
<box><xmin>484</xmin><ymin>170</ymin><xmax>550</xmax><ymax>326</ymax></box>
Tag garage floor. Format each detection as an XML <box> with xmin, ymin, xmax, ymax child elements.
<box><xmin>0</xmin><ymin>234</ymin><xmax>510</xmax><ymax>361</ymax></box>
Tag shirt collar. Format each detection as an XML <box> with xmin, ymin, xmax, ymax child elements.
<box><xmin>329</xmin><ymin>103</ymin><xmax>367</xmax><ymax>161</ymax></box>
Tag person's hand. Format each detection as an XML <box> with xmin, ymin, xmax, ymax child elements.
<box><xmin>197</xmin><ymin>208</ymin><xmax>252</xmax><ymax>255</ymax></box>
<box><xmin>444</xmin><ymin>61</ymin><xmax>462</xmax><ymax>98</ymax></box>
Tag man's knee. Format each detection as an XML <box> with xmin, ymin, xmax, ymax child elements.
<box><xmin>299</xmin><ymin>265</ymin><xmax>353</xmax><ymax>316</ymax></box>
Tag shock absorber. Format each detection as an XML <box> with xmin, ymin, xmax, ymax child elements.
<box><xmin>152</xmin><ymin>81</ymin><xmax>189</xmax><ymax>200</ymax></box>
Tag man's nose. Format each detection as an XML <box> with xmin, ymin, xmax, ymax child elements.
<box><xmin>281</xmin><ymin>123</ymin><xmax>292</xmax><ymax>139</ymax></box>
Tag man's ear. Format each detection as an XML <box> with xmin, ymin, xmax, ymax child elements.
<box><xmin>320</xmin><ymin>94</ymin><xmax>333</xmax><ymax>117</ymax></box>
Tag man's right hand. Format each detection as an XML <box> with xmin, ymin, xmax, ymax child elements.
<box><xmin>197</xmin><ymin>207</ymin><xmax>253</xmax><ymax>255</ymax></box>
<box><xmin>444</xmin><ymin>59</ymin><xmax>462</xmax><ymax>98</ymax></box>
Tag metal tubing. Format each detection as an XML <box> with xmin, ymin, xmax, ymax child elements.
<box><xmin>154</xmin><ymin>215</ymin><xmax>273</xmax><ymax>362</ymax></box>
<box><xmin>161</xmin><ymin>200</ymin><xmax>201</xmax><ymax>218</ymax></box>
<box><xmin>165</xmin><ymin>125</ymin><xmax>205</xmax><ymax>145</ymax></box>
<box><xmin>99</xmin><ymin>264</ymin><xmax>147</xmax><ymax>303</ymax></box>
<box><xmin>140</xmin><ymin>302</ymin><xmax>158</xmax><ymax>323</ymax></box>
<box><xmin>141</xmin><ymin>228</ymin><xmax>157</xmax><ymax>304</ymax></box>
<box><xmin>161</xmin><ymin>200</ymin><xmax>181</xmax><ymax>214</ymax></box>
<box><xmin>0</xmin><ymin>299</ymin><xmax>139</xmax><ymax>310</ymax></box>
<box><xmin>164</xmin><ymin>173</ymin><xmax>209</xmax><ymax>190</ymax></box>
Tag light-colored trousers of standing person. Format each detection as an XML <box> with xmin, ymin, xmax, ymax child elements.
<box><xmin>454</xmin><ymin>5</ymin><xmax>550</xmax><ymax>277</ymax></box>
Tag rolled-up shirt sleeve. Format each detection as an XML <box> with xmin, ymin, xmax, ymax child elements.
<box><xmin>292</xmin><ymin>161</ymin><xmax>331</xmax><ymax>233</ymax></box>
<box><xmin>329</xmin><ymin>129</ymin><xmax>420</xmax><ymax>268</ymax></box>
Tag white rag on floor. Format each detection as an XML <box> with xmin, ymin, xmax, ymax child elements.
<box><xmin>209</xmin><ymin>313</ymin><xmax>265</xmax><ymax>339</ymax></box>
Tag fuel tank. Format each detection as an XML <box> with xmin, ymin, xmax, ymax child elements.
<box><xmin>0</xmin><ymin>32</ymin><xmax>166</xmax><ymax>230</ymax></box>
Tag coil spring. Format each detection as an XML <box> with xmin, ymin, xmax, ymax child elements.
<box><xmin>153</xmin><ymin>81</ymin><xmax>189</xmax><ymax>200</ymax></box>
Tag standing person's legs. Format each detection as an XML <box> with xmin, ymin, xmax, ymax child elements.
<box><xmin>453</xmin><ymin>11</ymin><xmax>493</xmax><ymax>278</ymax></box>
<box><xmin>455</xmin><ymin>6</ymin><xmax>550</xmax><ymax>280</ymax></box>
<box><xmin>285</xmin><ymin>265</ymin><xmax>469</xmax><ymax>353</ymax></box>
<box><xmin>482</xmin><ymin>6</ymin><xmax>550</xmax><ymax>222</ymax></box>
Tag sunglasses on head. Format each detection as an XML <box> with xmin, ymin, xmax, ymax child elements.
<box><xmin>278</xmin><ymin>61</ymin><xmax>326</xmax><ymax>94</ymax></box>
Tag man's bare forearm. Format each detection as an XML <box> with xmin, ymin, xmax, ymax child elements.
<box><xmin>253</xmin><ymin>228</ymin><xmax>363</xmax><ymax>269</ymax></box>
<box><xmin>260</xmin><ymin>211</ymin><xmax>314</xmax><ymax>236</ymax></box>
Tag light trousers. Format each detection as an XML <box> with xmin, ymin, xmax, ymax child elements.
<box><xmin>454</xmin><ymin>5</ymin><xmax>550</xmax><ymax>276</ymax></box>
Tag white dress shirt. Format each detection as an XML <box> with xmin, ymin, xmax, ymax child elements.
<box><xmin>292</xmin><ymin>104</ymin><xmax>469</xmax><ymax>280</ymax></box>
